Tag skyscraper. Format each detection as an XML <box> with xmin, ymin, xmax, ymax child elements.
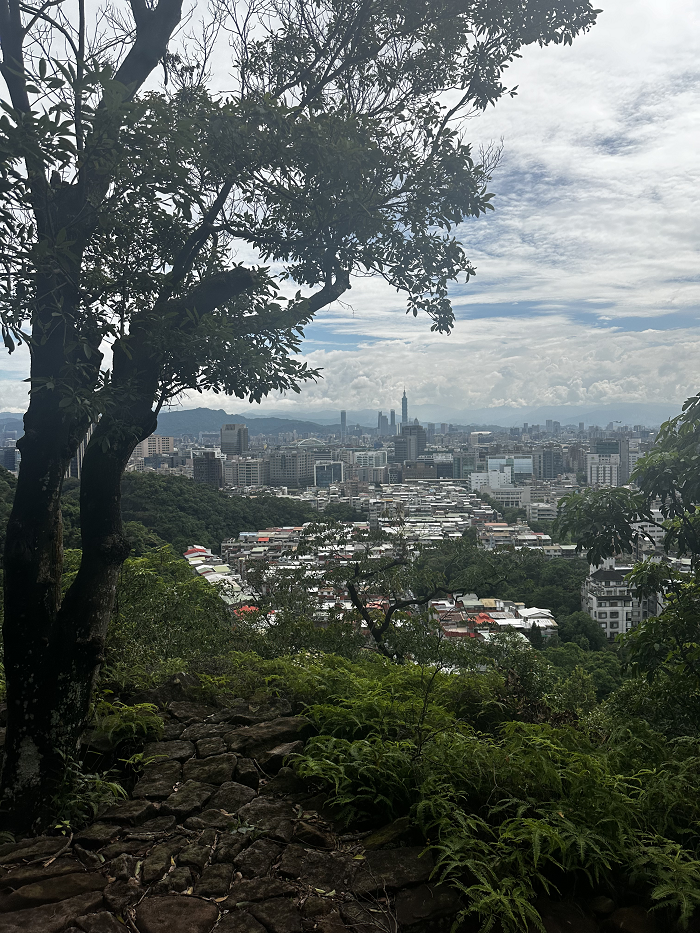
<box><xmin>401</xmin><ymin>389</ymin><xmax>408</xmax><ymax>424</ymax></box>
<box><xmin>220</xmin><ymin>423</ymin><xmax>249</xmax><ymax>455</ymax></box>
<box><xmin>390</xmin><ymin>410</ymin><xmax>396</xmax><ymax>433</ymax></box>
<box><xmin>340</xmin><ymin>410</ymin><xmax>347</xmax><ymax>439</ymax></box>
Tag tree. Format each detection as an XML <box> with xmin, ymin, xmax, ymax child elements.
<box><xmin>557</xmin><ymin>394</ymin><xmax>700</xmax><ymax>713</ymax></box>
<box><xmin>0</xmin><ymin>0</ymin><xmax>598</xmax><ymax>829</ymax></box>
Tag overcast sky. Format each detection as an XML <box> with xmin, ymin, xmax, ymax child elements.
<box><xmin>1</xmin><ymin>0</ymin><xmax>698</xmax><ymax>419</ymax></box>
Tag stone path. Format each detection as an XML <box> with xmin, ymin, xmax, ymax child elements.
<box><xmin>0</xmin><ymin>695</ymin><xmax>664</xmax><ymax>933</ymax></box>
<box><xmin>0</xmin><ymin>697</ymin><xmax>463</xmax><ymax>933</ymax></box>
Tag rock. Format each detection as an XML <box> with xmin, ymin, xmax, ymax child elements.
<box><xmin>213</xmin><ymin>837</ymin><xmax>249</xmax><ymax>864</ymax></box>
<box><xmin>215</xmin><ymin>913</ymin><xmax>266</xmax><ymax>933</ymax></box>
<box><xmin>352</xmin><ymin>847</ymin><xmax>434</xmax><ymax>894</ymax></box>
<box><xmin>304</xmin><ymin>896</ymin><xmax>334</xmax><ymax>918</ymax></box>
<box><xmin>0</xmin><ymin>890</ymin><xmax>105</xmax><ymax>933</ymax></box>
<box><xmin>604</xmin><ymin>906</ymin><xmax>658</xmax><ymax>933</ymax></box>
<box><xmin>0</xmin><ymin>871</ymin><xmax>106</xmax><ymax>911</ymax></box>
<box><xmin>169</xmin><ymin>701</ymin><xmax>218</xmax><ymax>721</ymax></box>
<box><xmin>250</xmin><ymin>897</ymin><xmax>303</xmax><ymax>933</ymax></box>
<box><xmin>76</xmin><ymin>910</ymin><xmax>128</xmax><ymax>933</ymax></box>
<box><xmin>224</xmin><ymin>878</ymin><xmax>296</xmax><ymax>906</ymax></box>
<box><xmin>200</xmin><ymin>829</ymin><xmax>218</xmax><ymax>847</ymax></box>
<box><xmin>340</xmin><ymin>900</ymin><xmax>397</xmax><ymax>933</ymax></box>
<box><xmin>279</xmin><ymin>844</ymin><xmax>356</xmax><ymax>892</ymax></box>
<box><xmin>256</xmin><ymin>742</ymin><xmax>304</xmax><ymax>774</ymax></box>
<box><xmin>162</xmin><ymin>721</ymin><xmax>185</xmax><ymax>740</ymax></box>
<box><xmin>184</xmin><ymin>809</ymin><xmax>238</xmax><ymax>831</ymax></box>
<box><xmin>136</xmin><ymin>895</ymin><xmax>219</xmax><ymax>933</ymax></box>
<box><xmin>0</xmin><ymin>858</ymin><xmax>85</xmax><ymax>892</ymax></box>
<box><xmin>109</xmin><ymin>854</ymin><xmax>139</xmax><ymax>881</ymax></box>
<box><xmin>103</xmin><ymin>879</ymin><xmax>140</xmax><ymax>913</ymax></box>
<box><xmin>99</xmin><ymin>799</ymin><xmax>157</xmax><ymax>825</ymax></box>
<box><xmin>167</xmin><ymin>866</ymin><xmax>194</xmax><ymax>892</ymax></box>
<box><xmin>293</xmin><ymin>821</ymin><xmax>334</xmax><ymax>848</ymax></box>
<box><xmin>394</xmin><ymin>884</ymin><xmax>463</xmax><ymax>926</ymax></box>
<box><xmin>210</xmin><ymin>782</ymin><xmax>257</xmax><ymax>813</ymax></box>
<box><xmin>132</xmin><ymin>672</ymin><xmax>202</xmax><ymax>708</ymax></box>
<box><xmin>234</xmin><ymin>758</ymin><xmax>259</xmax><ymax>789</ymax></box>
<box><xmin>589</xmin><ymin>897</ymin><xmax>616</xmax><ymax>916</ymax></box>
<box><xmin>142</xmin><ymin>838</ymin><xmax>187</xmax><ymax>884</ymax></box>
<box><xmin>224</xmin><ymin>717</ymin><xmax>313</xmax><ymax>756</ymax></box>
<box><xmin>234</xmin><ymin>839</ymin><xmax>282</xmax><ymax>878</ymax></box>
<box><xmin>536</xmin><ymin>899</ymin><xmax>599</xmax><ymax>933</ymax></box>
<box><xmin>73</xmin><ymin>824</ymin><xmax>122</xmax><ymax>849</ymax></box>
<box><xmin>362</xmin><ymin>816</ymin><xmax>412</xmax><ymax>850</ymax></box>
<box><xmin>74</xmin><ymin>844</ymin><xmax>104</xmax><ymax>868</ymax></box>
<box><xmin>196</xmin><ymin>736</ymin><xmax>226</xmax><ymax>757</ymax></box>
<box><xmin>183</xmin><ymin>754</ymin><xmax>238</xmax><ymax>785</ymax></box>
<box><xmin>260</xmin><ymin>767</ymin><xmax>306</xmax><ymax>798</ymax></box>
<box><xmin>194</xmin><ymin>863</ymin><xmax>234</xmax><ymax>896</ymax></box>
<box><xmin>133</xmin><ymin>760</ymin><xmax>182</xmax><ymax>799</ymax></box>
<box><xmin>128</xmin><ymin>815</ymin><xmax>177</xmax><ymax>835</ymax></box>
<box><xmin>100</xmin><ymin>840</ymin><xmax>148</xmax><ymax>860</ymax></box>
<box><xmin>316</xmin><ymin>912</ymin><xmax>349</xmax><ymax>933</ymax></box>
<box><xmin>0</xmin><ymin>836</ymin><xmax>67</xmax><ymax>864</ymax></box>
<box><xmin>236</xmin><ymin>798</ymin><xmax>297</xmax><ymax>842</ymax></box>
<box><xmin>162</xmin><ymin>780</ymin><xmax>215</xmax><ymax>818</ymax></box>
<box><xmin>142</xmin><ymin>739</ymin><xmax>196</xmax><ymax>762</ymax></box>
<box><xmin>179</xmin><ymin>844</ymin><xmax>211</xmax><ymax>872</ymax></box>
<box><xmin>181</xmin><ymin>723</ymin><xmax>230</xmax><ymax>742</ymax></box>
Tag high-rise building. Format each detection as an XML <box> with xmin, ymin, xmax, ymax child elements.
<box><xmin>593</xmin><ymin>438</ymin><xmax>630</xmax><ymax>483</ymax></box>
<box><xmin>340</xmin><ymin>410</ymin><xmax>347</xmax><ymax>439</ymax></box>
<box><xmin>390</xmin><ymin>410</ymin><xmax>396</xmax><ymax>433</ymax></box>
<box><xmin>401</xmin><ymin>389</ymin><xmax>408</xmax><ymax>424</ymax></box>
<box><xmin>314</xmin><ymin>461</ymin><xmax>344</xmax><ymax>487</ymax></box>
<box><xmin>193</xmin><ymin>450</ymin><xmax>223</xmax><ymax>488</ymax></box>
<box><xmin>533</xmin><ymin>445</ymin><xmax>564</xmax><ymax>480</ymax></box>
<box><xmin>546</xmin><ymin>419</ymin><xmax>553</xmax><ymax>433</ymax></box>
<box><xmin>377</xmin><ymin>412</ymin><xmax>389</xmax><ymax>435</ymax></box>
<box><xmin>394</xmin><ymin>423</ymin><xmax>426</xmax><ymax>462</ymax></box>
<box><xmin>220</xmin><ymin>423</ymin><xmax>249</xmax><ymax>455</ymax></box>
<box><xmin>268</xmin><ymin>449</ymin><xmax>314</xmax><ymax>487</ymax></box>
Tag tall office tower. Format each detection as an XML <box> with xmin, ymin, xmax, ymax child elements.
<box><xmin>390</xmin><ymin>410</ymin><xmax>396</xmax><ymax>432</ymax></box>
<box><xmin>340</xmin><ymin>410</ymin><xmax>347</xmax><ymax>439</ymax></box>
<box><xmin>523</xmin><ymin>422</ymin><xmax>529</xmax><ymax>433</ymax></box>
<box><xmin>401</xmin><ymin>389</ymin><xmax>408</xmax><ymax>424</ymax></box>
<box><xmin>440</xmin><ymin>423</ymin><xmax>448</xmax><ymax>435</ymax></box>
<box><xmin>220</xmin><ymin>423</ymin><xmax>249</xmax><ymax>455</ymax></box>
<box><xmin>593</xmin><ymin>438</ymin><xmax>630</xmax><ymax>483</ymax></box>
<box><xmin>546</xmin><ymin>419</ymin><xmax>553</xmax><ymax>433</ymax></box>
<box><xmin>394</xmin><ymin>423</ymin><xmax>427</xmax><ymax>462</ymax></box>
<box><xmin>378</xmin><ymin>413</ymin><xmax>389</xmax><ymax>435</ymax></box>
<box><xmin>194</xmin><ymin>450</ymin><xmax>223</xmax><ymax>488</ymax></box>
<box><xmin>426</xmin><ymin>423</ymin><xmax>435</xmax><ymax>441</ymax></box>
<box><xmin>579</xmin><ymin>422</ymin><xmax>585</xmax><ymax>433</ymax></box>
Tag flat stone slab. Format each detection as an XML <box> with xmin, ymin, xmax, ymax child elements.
<box><xmin>181</xmin><ymin>723</ymin><xmax>230</xmax><ymax>741</ymax></box>
<box><xmin>142</xmin><ymin>740</ymin><xmax>196</xmax><ymax>762</ymax></box>
<box><xmin>234</xmin><ymin>759</ymin><xmax>259</xmax><ymax>789</ymax></box>
<box><xmin>257</xmin><ymin>742</ymin><xmax>304</xmax><ymax>774</ymax></box>
<box><xmin>0</xmin><ymin>871</ymin><xmax>106</xmax><ymax>912</ymax></box>
<box><xmin>216</xmin><ymin>913</ymin><xmax>266</xmax><ymax>933</ymax></box>
<box><xmin>99</xmin><ymin>799</ymin><xmax>157</xmax><ymax>825</ymax></box>
<box><xmin>194</xmin><ymin>863</ymin><xmax>234</xmax><ymax>896</ymax></box>
<box><xmin>0</xmin><ymin>837</ymin><xmax>66</xmax><ymax>864</ymax></box>
<box><xmin>250</xmin><ymin>897</ymin><xmax>303</xmax><ymax>933</ymax></box>
<box><xmin>234</xmin><ymin>839</ymin><xmax>282</xmax><ymax>878</ymax></box>
<box><xmin>209</xmin><ymin>782</ymin><xmax>257</xmax><ymax>813</ymax></box>
<box><xmin>132</xmin><ymin>760</ymin><xmax>182</xmax><ymax>799</ymax></box>
<box><xmin>184</xmin><ymin>809</ymin><xmax>238</xmax><ymax>831</ymax></box>
<box><xmin>236</xmin><ymin>798</ymin><xmax>297</xmax><ymax>842</ymax></box>
<box><xmin>74</xmin><ymin>824</ymin><xmax>121</xmax><ymax>848</ymax></box>
<box><xmin>183</xmin><ymin>754</ymin><xmax>237</xmax><ymax>785</ymax></box>
<box><xmin>168</xmin><ymin>701</ymin><xmax>218</xmax><ymax>721</ymax></box>
<box><xmin>196</xmin><ymin>736</ymin><xmax>226</xmax><ymax>757</ymax></box>
<box><xmin>162</xmin><ymin>780</ymin><xmax>215</xmax><ymax>819</ymax></box>
<box><xmin>224</xmin><ymin>717</ymin><xmax>312</xmax><ymax>756</ymax></box>
<box><xmin>0</xmin><ymin>858</ymin><xmax>85</xmax><ymax>892</ymax></box>
<box><xmin>224</xmin><ymin>877</ymin><xmax>296</xmax><ymax>907</ymax></box>
<box><xmin>278</xmin><ymin>844</ymin><xmax>356</xmax><ymax>892</ymax></box>
<box><xmin>136</xmin><ymin>895</ymin><xmax>219</xmax><ymax>933</ymax></box>
<box><xmin>0</xmin><ymin>890</ymin><xmax>105</xmax><ymax>933</ymax></box>
<box><xmin>352</xmin><ymin>847</ymin><xmax>434</xmax><ymax>895</ymax></box>
<box><xmin>76</xmin><ymin>910</ymin><xmax>127</xmax><ymax>933</ymax></box>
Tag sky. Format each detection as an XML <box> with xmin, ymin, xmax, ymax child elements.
<box><xmin>0</xmin><ymin>0</ymin><xmax>699</xmax><ymax>421</ymax></box>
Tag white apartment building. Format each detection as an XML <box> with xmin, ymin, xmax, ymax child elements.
<box><xmin>581</xmin><ymin>561</ymin><xmax>643</xmax><ymax>638</ymax></box>
<box><xmin>586</xmin><ymin>453</ymin><xmax>621</xmax><ymax>487</ymax></box>
<box><xmin>526</xmin><ymin>501</ymin><xmax>558</xmax><ymax>522</ymax></box>
<box><xmin>133</xmin><ymin>435</ymin><xmax>174</xmax><ymax>458</ymax></box>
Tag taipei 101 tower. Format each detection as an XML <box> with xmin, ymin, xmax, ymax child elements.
<box><xmin>401</xmin><ymin>389</ymin><xmax>408</xmax><ymax>425</ymax></box>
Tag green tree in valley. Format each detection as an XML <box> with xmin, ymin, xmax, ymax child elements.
<box><xmin>0</xmin><ymin>0</ymin><xmax>598</xmax><ymax>829</ymax></box>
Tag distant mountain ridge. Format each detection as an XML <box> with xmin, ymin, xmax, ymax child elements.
<box><xmin>155</xmin><ymin>408</ymin><xmax>347</xmax><ymax>437</ymax></box>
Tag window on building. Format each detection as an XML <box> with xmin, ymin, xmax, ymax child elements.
<box><xmin>610</xmin><ymin>601</ymin><xmax>618</xmax><ymax>607</ymax></box>
<box><xmin>609</xmin><ymin>611</ymin><xmax>619</xmax><ymax>619</ymax></box>
<box><xmin>610</xmin><ymin>620</ymin><xmax>619</xmax><ymax>628</ymax></box>
<box><xmin>626</xmin><ymin>613</ymin><xmax>632</xmax><ymax>621</ymax></box>
<box><xmin>599</xmin><ymin>600</ymin><xmax>608</xmax><ymax>607</ymax></box>
<box><xmin>598</xmin><ymin>612</ymin><xmax>607</xmax><ymax>619</ymax></box>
